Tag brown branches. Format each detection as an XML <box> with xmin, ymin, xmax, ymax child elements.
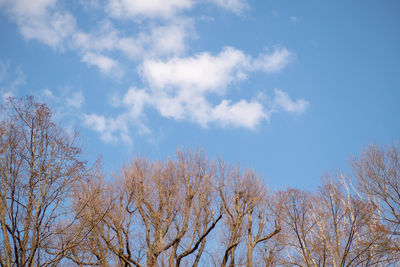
<box><xmin>0</xmin><ymin>97</ymin><xmax>87</xmax><ymax>266</ymax></box>
<box><xmin>1</xmin><ymin>97</ymin><xmax>398</xmax><ymax>266</ymax></box>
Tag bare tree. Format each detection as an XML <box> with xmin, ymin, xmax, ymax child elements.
<box><xmin>0</xmin><ymin>97</ymin><xmax>86</xmax><ymax>266</ymax></box>
<box><xmin>352</xmin><ymin>143</ymin><xmax>400</xmax><ymax>254</ymax></box>
<box><xmin>170</xmin><ymin>150</ymin><xmax>222</xmax><ymax>267</ymax></box>
<box><xmin>66</xmin><ymin>164</ymin><xmax>116</xmax><ymax>266</ymax></box>
<box><xmin>277</xmin><ymin>188</ymin><xmax>320</xmax><ymax>267</ymax></box>
<box><xmin>258</xmin><ymin>193</ymin><xmax>286</xmax><ymax>267</ymax></box>
<box><xmin>314</xmin><ymin>176</ymin><xmax>391</xmax><ymax>267</ymax></box>
<box><xmin>2</xmin><ymin>97</ymin><xmax>397</xmax><ymax>267</ymax></box>
<box><xmin>218</xmin><ymin>164</ymin><xmax>281</xmax><ymax>267</ymax></box>
<box><xmin>278</xmin><ymin>175</ymin><xmax>393</xmax><ymax>267</ymax></box>
<box><xmin>244</xmin><ymin>187</ymin><xmax>281</xmax><ymax>267</ymax></box>
<box><xmin>102</xmin><ymin>149</ymin><xmax>222</xmax><ymax>267</ymax></box>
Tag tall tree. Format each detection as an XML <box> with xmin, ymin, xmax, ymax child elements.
<box><xmin>76</xmin><ymin>149</ymin><xmax>223</xmax><ymax>267</ymax></box>
<box><xmin>277</xmin><ymin>177</ymin><xmax>393</xmax><ymax>267</ymax></box>
<box><xmin>0</xmin><ymin>97</ymin><xmax>87</xmax><ymax>266</ymax></box>
<box><xmin>218</xmin><ymin>164</ymin><xmax>281</xmax><ymax>267</ymax></box>
<box><xmin>352</xmin><ymin>143</ymin><xmax>400</xmax><ymax>258</ymax></box>
<box><xmin>314</xmin><ymin>177</ymin><xmax>390</xmax><ymax>266</ymax></box>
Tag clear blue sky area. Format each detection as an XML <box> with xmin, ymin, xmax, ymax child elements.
<box><xmin>1</xmin><ymin>0</ymin><xmax>399</xmax><ymax>190</ymax></box>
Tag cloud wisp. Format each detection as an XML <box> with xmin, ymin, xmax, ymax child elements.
<box><xmin>0</xmin><ymin>61</ymin><xmax>25</xmax><ymax>101</ymax></box>
<box><xmin>106</xmin><ymin>0</ymin><xmax>249</xmax><ymax>19</ymax></box>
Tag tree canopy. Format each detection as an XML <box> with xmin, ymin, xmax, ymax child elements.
<box><xmin>0</xmin><ymin>97</ymin><xmax>398</xmax><ymax>266</ymax></box>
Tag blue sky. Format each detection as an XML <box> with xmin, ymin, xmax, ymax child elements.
<box><xmin>0</xmin><ymin>0</ymin><xmax>399</xmax><ymax>190</ymax></box>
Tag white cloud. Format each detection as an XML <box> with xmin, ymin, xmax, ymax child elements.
<box><xmin>139</xmin><ymin>47</ymin><xmax>292</xmax><ymax>92</ymax></box>
<box><xmin>77</xmin><ymin>0</ymin><xmax>101</xmax><ymax>9</ymax></box>
<box><xmin>0</xmin><ymin>0</ymin><xmax>76</xmax><ymax>49</ymax></box>
<box><xmin>0</xmin><ymin>62</ymin><xmax>25</xmax><ymax>101</ymax></box>
<box><xmin>72</xmin><ymin>19</ymin><xmax>192</xmax><ymax>60</ymax></box>
<box><xmin>42</xmin><ymin>88</ymin><xmax>59</xmax><ymax>101</ymax></box>
<box><xmin>141</xmin><ymin>47</ymin><xmax>248</xmax><ymax>94</ymax></box>
<box><xmin>272</xmin><ymin>88</ymin><xmax>309</xmax><ymax>114</ymax></box>
<box><xmin>82</xmin><ymin>52</ymin><xmax>122</xmax><ymax>76</ymax></box>
<box><xmin>66</xmin><ymin>91</ymin><xmax>85</xmax><ymax>108</ymax></box>
<box><xmin>290</xmin><ymin>16</ymin><xmax>297</xmax><ymax>22</ymax></box>
<box><xmin>83</xmin><ymin>113</ymin><xmax>133</xmax><ymax>145</ymax></box>
<box><xmin>72</xmin><ymin>25</ymin><xmax>118</xmax><ymax>53</ymax></box>
<box><xmin>146</xmin><ymin>21</ymin><xmax>191</xmax><ymax>57</ymax></box>
<box><xmin>106</xmin><ymin>0</ymin><xmax>249</xmax><ymax>19</ymax></box>
<box><xmin>83</xmin><ymin>114</ymin><xmax>107</xmax><ymax>134</ymax></box>
<box><xmin>38</xmin><ymin>89</ymin><xmax>89</xmax><ymax>132</ymax></box>
<box><xmin>252</xmin><ymin>48</ymin><xmax>293</xmax><ymax>73</ymax></box>
<box><xmin>153</xmin><ymin>93</ymin><xmax>186</xmax><ymax>120</ymax></box>
<box><xmin>208</xmin><ymin>0</ymin><xmax>248</xmax><ymax>14</ymax></box>
<box><xmin>212</xmin><ymin>99</ymin><xmax>266</xmax><ymax>128</ymax></box>
<box><xmin>20</xmin><ymin>12</ymin><xmax>76</xmax><ymax>49</ymax></box>
<box><xmin>0</xmin><ymin>0</ymin><xmax>56</xmax><ymax>16</ymax></box>
<box><xmin>122</xmin><ymin>87</ymin><xmax>151</xmax><ymax>118</ymax></box>
<box><xmin>85</xmin><ymin>85</ymin><xmax>309</xmax><ymax>143</ymax></box>
<box><xmin>140</xmin><ymin>46</ymin><xmax>293</xmax><ymax>95</ymax></box>
<box><xmin>107</xmin><ymin>0</ymin><xmax>193</xmax><ymax>19</ymax></box>
<box><xmin>95</xmin><ymin>47</ymin><xmax>301</xmax><ymax>131</ymax></box>
<box><xmin>0</xmin><ymin>0</ymin><xmax>308</xmax><ymax>143</ymax></box>
<box><xmin>119</xmin><ymin>19</ymin><xmax>192</xmax><ymax>58</ymax></box>
<box><xmin>70</xmin><ymin>19</ymin><xmax>192</xmax><ymax>76</ymax></box>
<box><xmin>83</xmin><ymin>87</ymin><xmax>154</xmax><ymax>144</ymax></box>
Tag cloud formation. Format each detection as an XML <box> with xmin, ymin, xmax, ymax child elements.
<box><xmin>107</xmin><ymin>0</ymin><xmax>193</xmax><ymax>19</ymax></box>
<box><xmin>252</xmin><ymin>48</ymin><xmax>294</xmax><ymax>73</ymax></box>
<box><xmin>0</xmin><ymin>61</ymin><xmax>25</xmax><ymax>101</ymax></box>
<box><xmin>141</xmin><ymin>47</ymin><xmax>293</xmax><ymax>92</ymax></box>
<box><xmin>66</xmin><ymin>91</ymin><xmax>85</xmax><ymax>109</ymax></box>
<box><xmin>83</xmin><ymin>46</ymin><xmax>307</xmax><ymax>143</ymax></box>
<box><xmin>82</xmin><ymin>52</ymin><xmax>122</xmax><ymax>76</ymax></box>
<box><xmin>272</xmin><ymin>88</ymin><xmax>309</xmax><ymax>114</ymax></box>
<box><xmin>137</xmin><ymin>47</ymin><xmax>295</xmax><ymax>127</ymax></box>
<box><xmin>0</xmin><ymin>0</ymin><xmax>76</xmax><ymax>49</ymax></box>
<box><xmin>208</xmin><ymin>0</ymin><xmax>248</xmax><ymax>14</ymax></box>
<box><xmin>141</xmin><ymin>47</ymin><xmax>248</xmax><ymax>93</ymax></box>
<box><xmin>72</xmin><ymin>19</ymin><xmax>192</xmax><ymax>61</ymax></box>
<box><xmin>106</xmin><ymin>0</ymin><xmax>249</xmax><ymax>19</ymax></box>
<box><xmin>0</xmin><ymin>0</ymin><xmax>309</xmax><ymax>144</ymax></box>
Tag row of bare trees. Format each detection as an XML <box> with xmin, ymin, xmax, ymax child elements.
<box><xmin>0</xmin><ymin>98</ymin><xmax>399</xmax><ymax>266</ymax></box>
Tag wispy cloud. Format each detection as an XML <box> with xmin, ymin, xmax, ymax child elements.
<box><xmin>83</xmin><ymin>95</ymin><xmax>150</xmax><ymax>146</ymax></box>
<box><xmin>66</xmin><ymin>91</ymin><xmax>85</xmax><ymax>109</ymax></box>
<box><xmin>107</xmin><ymin>0</ymin><xmax>193</xmax><ymax>19</ymax></box>
<box><xmin>72</xmin><ymin>18</ymin><xmax>193</xmax><ymax>61</ymax></box>
<box><xmin>211</xmin><ymin>99</ymin><xmax>266</xmax><ymax>128</ymax></box>
<box><xmin>42</xmin><ymin>88</ymin><xmax>58</xmax><ymax>101</ymax></box>
<box><xmin>252</xmin><ymin>48</ymin><xmax>294</xmax><ymax>73</ymax></box>
<box><xmin>83</xmin><ymin>114</ymin><xmax>127</xmax><ymax>143</ymax></box>
<box><xmin>40</xmin><ymin>87</ymin><xmax>85</xmax><ymax>112</ymax></box>
<box><xmin>272</xmin><ymin>88</ymin><xmax>309</xmax><ymax>114</ymax></box>
<box><xmin>0</xmin><ymin>61</ymin><xmax>25</xmax><ymax>101</ymax></box>
<box><xmin>106</xmin><ymin>0</ymin><xmax>249</xmax><ymax>19</ymax></box>
<box><xmin>208</xmin><ymin>0</ymin><xmax>249</xmax><ymax>14</ymax></box>
<box><xmin>39</xmin><ymin>88</ymin><xmax>89</xmax><ymax>136</ymax></box>
<box><xmin>82</xmin><ymin>52</ymin><xmax>123</xmax><ymax>77</ymax></box>
<box><xmin>257</xmin><ymin>89</ymin><xmax>309</xmax><ymax>115</ymax></box>
<box><xmin>85</xmin><ymin>85</ymin><xmax>309</xmax><ymax>144</ymax></box>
